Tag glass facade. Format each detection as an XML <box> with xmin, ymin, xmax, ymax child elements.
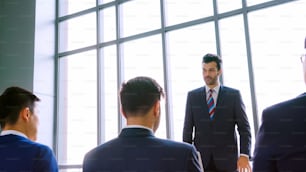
<box><xmin>56</xmin><ymin>0</ymin><xmax>306</xmax><ymax>170</ymax></box>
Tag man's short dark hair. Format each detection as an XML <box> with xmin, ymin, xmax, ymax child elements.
<box><xmin>120</xmin><ymin>76</ymin><xmax>164</xmax><ymax>115</ymax></box>
<box><xmin>0</xmin><ymin>86</ymin><xmax>40</xmax><ymax>128</ymax></box>
<box><xmin>202</xmin><ymin>53</ymin><xmax>222</xmax><ymax>70</ymax></box>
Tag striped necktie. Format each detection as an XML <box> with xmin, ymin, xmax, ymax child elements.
<box><xmin>207</xmin><ymin>89</ymin><xmax>215</xmax><ymax>119</ymax></box>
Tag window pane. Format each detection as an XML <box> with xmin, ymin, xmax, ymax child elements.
<box><xmin>100</xmin><ymin>46</ymin><xmax>119</xmax><ymax>142</ymax></box>
<box><xmin>164</xmin><ymin>0</ymin><xmax>213</xmax><ymax>26</ymax></box>
<box><xmin>120</xmin><ymin>0</ymin><xmax>161</xmax><ymax>37</ymax></box>
<box><xmin>122</xmin><ymin>35</ymin><xmax>166</xmax><ymax>138</ymax></box>
<box><xmin>167</xmin><ymin>23</ymin><xmax>216</xmax><ymax>141</ymax></box>
<box><xmin>248</xmin><ymin>1</ymin><xmax>306</xmax><ymax>123</ymax></box>
<box><xmin>59</xmin><ymin>13</ymin><xmax>96</xmax><ymax>53</ymax></box>
<box><xmin>247</xmin><ymin>0</ymin><xmax>273</xmax><ymax>7</ymax></box>
<box><xmin>219</xmin><ymin>15</ymin><xmax>255</xmax><ymax>152</ymax></box>
<box><xmin>218</xmin><ymin>0</ymin><xmax>242</xmax><ymax>13</ymax></box>
<box><xmin>99</xmin><ymin>7</ymin><xmax>116</xmax><ymax>43</ymax></box>
<box><xmin>98</xmin><ymin>0</ymin><xmax>114</xmax><ymax>5</ymax></box>
<box><xmin>59</xmin><ymin>0</ymin><xmax>95</xmax><ymax>16</ymax></box>
<box><xmin>58</xmin><ymin>50</ymin><xmax>97</xmax><ymax>165</ymax></box>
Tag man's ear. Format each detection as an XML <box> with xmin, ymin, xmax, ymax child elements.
<box><xmin>120</xmin><ymin>107</ymin><xmax>127</xmax><ymax>119</ymax></box>
<box><xmin>153</xmin><ymin>101</ymin><xmax>160</xmax><ymax>117</ymax></box>
<box><xmin>218</xmin><ymin>68</ymin><xmax>222</xmax><ymax>76</ymax></box>
<box><xmin>20</xmin><ymin>107</ymin><xmax>31</xmax><ymax>121</ymax></box>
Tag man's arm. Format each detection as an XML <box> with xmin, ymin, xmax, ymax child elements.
<box><xmin>234</xmin><ymin>91</ymin><xmax>252</xmax><ymax>172</ymax></box>
<box><xmin>188</xmin><ymin>145</ymin><xmax>204</xmax><ymax>172</ymax></box>
<box><xmin>183</xmin><ymin>92</ymin><xmax>194</xmax><ymax>144</ymax></box>
<box><xmin>235</xmin><ymin>91</ymin><xmax>252</xmax><ymax>156</ymax></box>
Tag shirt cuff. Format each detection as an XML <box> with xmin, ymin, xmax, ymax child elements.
<box><xmin>240</xmin><ymin>154</ymin><xmax>249</xmax><ymax>159</ymax></box>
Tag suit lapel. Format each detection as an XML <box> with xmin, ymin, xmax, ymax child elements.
<box><xmin>202</xmin><ymin>86</ymin><xmax>207</xmax><ymax>104</ymax></box>
<box><xmin>213</xmin><ymin>86</ymin><xmax>226</xmax><ymax>120</ymax></box>
<box><xmin>216</xmin><ymin>86</ymin><xmax>225</xmax><ymax>106</ymax></box>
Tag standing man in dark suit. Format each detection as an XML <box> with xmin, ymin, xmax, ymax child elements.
<box><xmin>83</xmin><ymin>76</ymin><xmax>203</xmax><ymax>172</ymax></box>
<box><xmin>183</xmin><ymin>53</ymin><xmax>252</xmax><ymax>172</ymax></box>
<box><xmin>252</xmin><ymin>38</ymin><xmax>306</xmax><ymax>172</ymax></box>
<box><xmin>0</xmin><ymin>86</ymin><xmax>58</xmax><ymax>172</ymax></box>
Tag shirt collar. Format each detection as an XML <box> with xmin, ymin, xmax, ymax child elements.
<box><xmin>205</xmin><ymin>84</ymin><xmax>220</xmax><ymax>94</ymax></box>
<box><xmin>124</xmin><ymin>125</ymin><xmax>154</xmax><ymax>133</ymax></box>
<box><xmin>0</xmin><ymin>130</ymin><xmax>28</xmax><ymax>138</ymax></box>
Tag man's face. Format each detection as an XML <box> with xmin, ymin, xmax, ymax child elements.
<box><xmin>202</xmin><ymin>62</ymin><xmax>221</xmax><ymax>86</ymax></box>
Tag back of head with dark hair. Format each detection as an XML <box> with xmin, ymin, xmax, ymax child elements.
<box><xmin>0</xmin><ymin>86</ymin><xmax>40</xmax><ymax>128</ymax></box>
<box><xmin>120</xmin><ymin>76</ymin><xmax>164</xmax><ymax>116</ymax></box>
<box><xmin>202</xmin><ymin>53</ymin><xmax>222</xmax><ymax>70</ymax></box>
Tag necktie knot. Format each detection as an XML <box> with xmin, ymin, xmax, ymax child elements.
<box><xmin>209</xmin><ymin>89</ymin><xmax>213</xmax><ymax>95</ymax></box>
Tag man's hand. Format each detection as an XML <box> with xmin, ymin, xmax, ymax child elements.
<box><xmin>237</xmin><ymin>155</ymin><xmax>251</xmax><ymax>172</ymax></box>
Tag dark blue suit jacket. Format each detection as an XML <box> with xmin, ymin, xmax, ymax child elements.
<box><xmin>253</xmin><ymin>93</ymin><xmax>306</xmax><ymax>172</ymax></box>
<box><xmin>183</xmin><ymin>86</ymin><xmax>252</xmax><ymax>171</ymax></box>
<box><xmin>0</xmin><ymin>134</ymin><xmax>58</xmax><ymax>172</ymax></box>
<box><xmin>83</xmin><ymin>128</ymin><xmax>203</xmax><ymax>172</ymax></box>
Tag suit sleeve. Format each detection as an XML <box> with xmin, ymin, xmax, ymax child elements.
<box><xmin>188</xmin><ymin>145</ymin><xmax>204</xmax><ymax>172</ymax></box>
<box><xmin>235</xmin><ymin>91</ymin><xmax>252</xmax><ymax>156</ymax></box>
<box><xmin>183</xmin><ymin>92</ymin><xmax>194</xmax><ymax>144</ymax></box>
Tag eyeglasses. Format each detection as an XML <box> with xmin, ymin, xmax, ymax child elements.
<box><xmin>301</xmin><ymin>54</ymin><xmax>306</xmax><ymax>63</ymax></box>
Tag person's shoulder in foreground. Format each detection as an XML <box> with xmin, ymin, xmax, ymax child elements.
<box><xmin>83</xmin><ymin>76</ymin><xmax>203</xmax><ymax>172</ymax></box>
<box><xmin>0</xmin><ymin>86</ymin><xmax>58</xmax><ymax>172</ymax></box>
<box><xmin>252</xmin><ymin>93</ymin><xmax>306</xmax><ymax>172</ymax></box>
<box><xmin>83</xmin><ymin>134</ymin><xmax>203</xmax><ymax>172</ymax></box>
<box><xmin>252</xmin><ymin>37</ymin><xmax>306</xmax><ymax>172</ymax></box>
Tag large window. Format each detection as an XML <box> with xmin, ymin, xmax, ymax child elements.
<box><xmin>122</xmin><ymin>35</ymin><xmax>166</xmax><ymax>137</ymax></box>
<box><xmin>219</xmin><ymin>14</ymin><xmax>255</xmax><ymax>151</ymax></box>
<box><xmin>248</xmin><ymin>0</ymin><xmax>306</xmax><ymax>123</ymax></box>
<box><xmin>167</xmin><ymin>23</ymin><xmax>216</xmax><ymax>140</ymax></box>
<box><xmin>56</xmin><ymin>0</ymin><xmax>306</xmax><ymax>171</ymax></box>
<box><xmin>58</xmin><ymin>50</ymin><xmax>97</xmax><ymax>167</ymax></box>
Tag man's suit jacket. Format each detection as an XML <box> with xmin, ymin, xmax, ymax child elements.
<box><xmin>183</xmin><ymin>86</ymin><xmax>252</xmax><ymax>171</ymax></box>
<box><xmin>253</xmin><ymin>93</ymin><xmax>306</xmax><ymax>172</ymax></box>
<box><xmin>0</xmin><ymin>134</ymin><xmax>58</xmax><ymax>172</ymax></box>
<box><xmin>83</xmin><ymin>128</ymin><xmax>203</xmax><ymax>172</ymax></box>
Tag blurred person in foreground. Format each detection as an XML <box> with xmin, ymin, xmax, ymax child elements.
<box><xmin>83</xmin><ymin>76</ymin><xmax>203</xmax><ymax>172</ymax></box>
<box><xmin>252</xmin><ymin>38</ymin><xmax>306</xmax><ymax>172</ymax></box>
<box><xmin>0</xmin><ymin>86</ymin><xmax>58</xmax><ymax>172</ymax></box>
